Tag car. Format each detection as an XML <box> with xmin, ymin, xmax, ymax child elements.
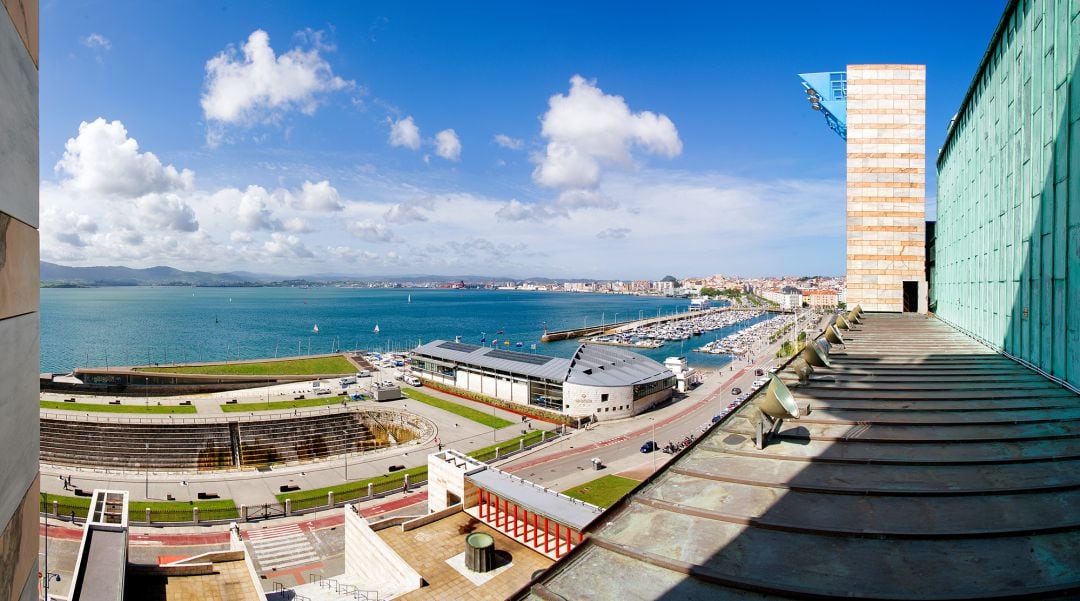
<box><xmin>404</xmin><ymin>376</ymin><xmax>421</xmax><ymax>386</ymax></box>
<box><xmin>640</xmin><ymin>440</ymin><xmax>658</xmax><ymax>453</ymax></box>
<box><xmin>730</xmin><ymin>387</ymin><xmax>742</xmax><ymax>395</ymax></box>
<box><xmin>712</xmin><ymin>414</ymin><xmax>723</xmax><ymax>423</ymax></box>
<box><xmin>754</xmin><ymin>368</ymin><xmax>765</xmax><ymax>376</ymax></box>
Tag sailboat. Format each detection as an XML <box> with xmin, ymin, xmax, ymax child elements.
<box><xmin>407</xmin><ymin>294</ymin><xmax>412</xmax><ymax>304</ymax></box>
<box><xmin>374</xmin><ymin>323</ymin><xmax>380</xmax><ymax>334</ymax></box>
<box><xmin>313</xmin><ymin>324</ymin><xmax>319</xmax><ymax>334</ymax></box>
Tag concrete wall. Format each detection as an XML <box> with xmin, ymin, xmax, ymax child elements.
<box><xmin>427</xmin><ymin>452</ymin><xmax>479</xmax><ymax>512</ymax></box>
<box><xmin>0</xmin><ymin>0</ymin><xmax>38</xmax><ymax>599</ymax></box>
<box><xmin>344</xmin><ymin>506</ymin><xmax>423</xmax><ymax>596</ymax></box>
<box><xmin>846</xmin><ymin>64</ymin><xmax>927</xmax><ymax>312</ymax></box>
<box><xmin>932</xmin><ymin>0</ymin><xmax>1079</xmax><ymax>388</ymax></box>
<box><xmin>563</xmin><ymin>382</ymin><xmax>672</xmax><ymax>421</ymax></box>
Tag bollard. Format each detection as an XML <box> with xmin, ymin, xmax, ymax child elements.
<box><xmin>145</xmin><ymin>507</ymin><xmax>151</xmax><ymax>524</ymax></box>
<box><xmin>495</xmin><ymin>447</ymin><xmax>500</xmax><ymax>460</ymax></box>
<box><xmin>541</xmin><ymin>431</ymin><xmax>546</xmax><ymax>442</ymax></box>
<box><xmin>52</xmin><ymin>500</ymin><xmax>58</xmax><ymax>517</ymax></box>
<box><xmin>520</xmin><ymin>439</ymin><xmax>524</xmax><ymax>451</ymax></box>
<box><xmin>404</xmin><ymin>474</ymin><xmax>410</xmax><ymax>492</ymax></box>
<box><xmin>367</xmin><ymin>483</ymin><xmax>374</xmax><ymax>499</ymax></box>
<box><xmin>241</xmin><ymin>505</ymin><xmax>248</xmax><ymax>522</ymax></box>
<box><xmin>193</xmin><ymin>507</ymin><xmax>199</xmax><ymax>524</ymax></box>
<box><xmin>285</xmin><ymin>499</ymin><xmax>292</xmax><ymax>516</ymax></box>
<box><xmin>328</xmin><ymin>491</ymin><xmax>334</xmax><ymax>507</ymax></box>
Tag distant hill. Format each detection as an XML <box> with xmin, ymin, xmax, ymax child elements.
<box><xmin>39</xmin><ymin>262</ymin><xmax>270</xmax><ymax>287</ymax></box>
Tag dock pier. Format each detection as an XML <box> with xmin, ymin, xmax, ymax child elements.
<box><xmin>540</xmin><ymin>306</ymin><xmax>784</xmax><ymax>342</ymax></box>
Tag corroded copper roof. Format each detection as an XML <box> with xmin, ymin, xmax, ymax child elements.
<box><xmin>512</xmin><ymin>314</ymin><xmax>1080</xmax><ymax>600</ymax></box>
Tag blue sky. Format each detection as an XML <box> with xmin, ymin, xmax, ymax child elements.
<box><xmin>40</xmin><ymin>0</ymin><xmax>1006</xmax><ymax>279</ymax></box>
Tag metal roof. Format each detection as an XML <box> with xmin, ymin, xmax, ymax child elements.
<box><xmin>565</xmin><ymin>344</ymin><xmax>674</xmax><ymax>388</ymax></box>
<box><xmin>511</xmin><ymin>314</ymin><xmax>1080</xmax><ymax>600</ymax></box>
<box><xmin>468</xmin><ymin>468</ymin><xmax>603</xmax><ymax>531</ymax></box>
<box><xmin>414</xmin><ymin>340</ymin><xmax>572</xmax><ymax>381</ymax></box>
<box><xmin>415</xmin><ymin>340</ymin><xmax>673</xmax><ymax>387</ymax></box>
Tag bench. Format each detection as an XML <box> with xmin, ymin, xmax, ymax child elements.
<box><xmin>74</xmin><ymin>489</ymin><xmax>92</xmax><ymax>497</ymax></box>
<box><xmin>109</xmin><ymin>400</ymin><xmax>121</xmax><ymax>405</ymax></box>
<box><xmin>197</xmin><ymin>492</ymin><xmax>220</xmax><ymax>500</ymax></box>
<box><xmin>179</xmin><ymin>401</ymin><xmax>192</xmax><ymax>406</ymax></box>
<box><xmin>64</xmin><ymin>398</ymin><xmax>76</xmax><ymax>403</ymax></box>
<box><xmin>294</xmin><ymin>395</ymin><xmax>306</xmax><ymax>400</ymax></box>
<box><xmin>388</xmin><ymin>465</ymin><xmax>405</xmax><ymax>473</ymax></box>
<box><xmin>279</xmin><ymin>484</ymin><xmax>301</xmax><ymax>493</ymax></box>
<box><xmin>226</xmin><ymin>399</ymin><xmax>238</xmax><ymax>404</ymax></box>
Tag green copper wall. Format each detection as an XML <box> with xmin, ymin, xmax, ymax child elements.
<box><xmin>933</xmin><ymin>0</ymin><xmax>1079</xmax><ymax>388</ymax></box>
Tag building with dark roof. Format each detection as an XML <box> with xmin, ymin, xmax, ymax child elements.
<box><xmin>411</xmin><ymin>341</ymin><xmax>675</xmax><ymax>421</ymax></box>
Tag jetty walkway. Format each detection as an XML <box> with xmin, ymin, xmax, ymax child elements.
<box><xmin>540</xmin><ymin>305</ymin><xmax>789</xmax><ymax>342</ymax></box>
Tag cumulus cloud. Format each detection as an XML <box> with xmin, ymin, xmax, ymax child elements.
<box><xmin>493</xmin><ymin>134</ymin><xmax>524</xmax><ymax>150</ymax></box>
<box><xmin>389</xmin><ymin>116</ymin><xmax>421</xmax><ymax>150</ymax></box>
<box><xmin>347</xmin><ymin>220</ymin><xmax>397</xmax><ymax>243</ymax></box>
<box><xmin>383</xmin><ymin>197</ymin><xmax>434</xmax><ymax>224</ymax></box>
<box><xmin>44</xmin><ymin>210</ymin><xmax>98</xmax><ymax>247</ymax></box>
<box><xmin>56</xmin><ymin>118</ymin><xmax>194</xmax><ymax>197</ymax></box>
<box><xmin>233</xmin><ymin>186</ymin><xmax>281</xmax><ymax>232</ymax></box>
<box><xmin>533</xmin><ymin>75</ymin><xmax>681</xmax><ymax>198</ymax></box>
<box><xmin>596</xmin><ymin>227</ymin><xmax>630</xmax><ymax>239</ymax></box>
<box><xmin>282</xmin><ymin>217</ymin><xmax>315</xmax><ymax>233</ymax></box>
<box><xmin>434</xmin><ymin>129</ymin><xmax>462</xmax><ymax>161</ymax></box>
<box><xmin>495</xmin><ymin>199</ymin><xmax>554</xmax><ymax>223</ymax></box>
<box><xmin>291</xmin><ymin>180</ymin><xmax>344</xmax><ymax>212</ymax></box>
<box><xmin>81</xmin><ymin>33</ymin><xmax>111</xmax><ymax>51</ymax></box>
<box><xmin>263</xmin><ymin>232</ymin><xmax>314</xmax><ymax>258</ymax></box>
<box><xmin>201</xmin><ymin>29</ymin><xmax>350</xmax><ymax>127</ymax></box>
<box><xmin>134</xmin><ymin>193</ymin><xmax>200</xmax><ymax>232</ymax></box>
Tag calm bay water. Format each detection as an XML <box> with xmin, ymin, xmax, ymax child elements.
<box><xmin>40</xmin><ymin>287</ymin><xmax>765</xmax><ymax>373</ymax></box>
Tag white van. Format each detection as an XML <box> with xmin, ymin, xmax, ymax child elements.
<box><xmin>404</xmin><ymin>375</ymin><xmax>421</xmax><ymax>386</ymax></box>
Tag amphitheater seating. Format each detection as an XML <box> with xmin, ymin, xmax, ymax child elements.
<box><xmin>40</xmin><ymin>419</ymin><xmax>233</xmax><ymax>470</ymax></box>
<box><xmin>39</xmin><ymin>410</ymin><xmax>424</xmax><ymax>471</ymax></box>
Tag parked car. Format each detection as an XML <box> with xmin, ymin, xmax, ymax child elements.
<box><xmin>754</xmin><ymin>368</ymin><xmax>765</xmax><ymax>376</ymax></box>
<box><xmin>731</xmin><ymin>387</ymin><xmax>742</xmax><ymax>395</ymax></box>
<box><xmin>712</xmin><ymin>414</ymin><xmax>723</xmax><ymax>423</ymax></box>
<box><xmin>404</xmin><ymin>375</ymin><xmax>421</xmax><ymax>386</ymax></box>
<box><xmin>640</xmin><ymin>440</ymin><xmax>658</xmax><ymax>453</ymax></box>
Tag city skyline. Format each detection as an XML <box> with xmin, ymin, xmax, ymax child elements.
<box><xmin>41</xmin><ymin>1</ymin><xmax>1004</xmax><ymax>278</ymax></box>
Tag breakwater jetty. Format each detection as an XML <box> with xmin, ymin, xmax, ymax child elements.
<box><xmin>540</xmin><ymin>306</ymin><xmax>789</xmax><ymax>342</ymax></box>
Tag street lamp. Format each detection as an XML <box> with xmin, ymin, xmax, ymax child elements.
<box><xmin>650</xmin><ymin>418</ymin><xmax>657</xmax><ymax>472</ymax></box>
<box><xmin>343</xmin><ymin>428</ymin><xmax>349</xmax><ymax>481</ymax></box>
<box><xmin>145</xmin><ymin>376</ymin><xmax>149</xmax><ymax>408</ymax></box>
<box><xmin>41</xmin><ymin>492</ymin><xmax>61</xmax><ymax>598</ymax></box>
<box><xmin>144</xmin><ymin>443</ymin><xmax>150</xmax><ymax>499</ymax></box>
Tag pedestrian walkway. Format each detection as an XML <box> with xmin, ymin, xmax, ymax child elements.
<box><xmin>246</xmin><ymin>523</ymin><xmax>319</xmax><ymax>572</ymax></box>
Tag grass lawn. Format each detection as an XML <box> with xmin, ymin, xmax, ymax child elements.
<box><xmin>402</xmin><ymin>388</ymin><xmax>513</xmax><ymax>429</ymax></box>
<box><xmin>40</xmin><ymin>400</ymin><xmax>197</xmax><ymax>414</ymax></box>
<box><xmin>562</xmin><ymin>475</ymin><xmax>641</xmax><ymax>508</ymax></box>
<box><xmin>41</xmin><ymin>493</ymin><xmax>238</xmax><ymax>521</ymax></box>
<box><xmin>220</xmin><ymin>395</ymin><xmax>350</xmax><ymax>412</ymax></box>
<box><xmin>134</xmin><ymin>355</ymin><xmax>355</xmax><ymax>376</ymax></box>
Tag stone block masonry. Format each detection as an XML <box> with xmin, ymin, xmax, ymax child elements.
<box><xmin>845</xmin><ymin>64</ymin><xmax>927</xmax><ymax>313</ymax></box>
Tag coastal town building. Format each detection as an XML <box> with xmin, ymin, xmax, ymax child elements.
<box><xmin>410</xmin><ymin>340</ymin><xmax>676</xmax><ymax>421</ymax></box>
<box><xmin>0</xmin><ymin>1</ymin><xmax>39</xmax><ymax>599</ymax></box>
<box><xmin>760</xmin><ymin>288</ymin><xmax>802</xmax><ymax>309</ymax></box>
<box><xmin>802</xmin><ymin>288</ymin><xmax>839</xmax><ymax>309</ymax></box>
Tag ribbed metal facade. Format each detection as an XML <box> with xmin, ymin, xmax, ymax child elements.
<box><xmin>933</xmin><ymin>0</ymin><xmax>1079</xmax><ymax>388</ymax></box>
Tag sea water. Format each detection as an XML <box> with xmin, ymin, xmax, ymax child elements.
<box><xmin>40</xmin><ymin>287</ymin><xmax>770</xmax><ymax>373</ymax></box>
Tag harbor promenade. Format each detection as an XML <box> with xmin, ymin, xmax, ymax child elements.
<box><xmin>540</xmin><ymin>304</ymin><xmax>788</xmax><ymax>341</ymax></box>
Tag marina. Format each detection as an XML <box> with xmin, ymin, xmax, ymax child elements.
<box><xmin>695</xmin><ymin>312</ymin><xmax>800</xmax><ymax>357</ymax></box>
<box><xmin>582</xmin><ymin>309</ymin><xmax>767</xmax><ymax>349</ymax></box>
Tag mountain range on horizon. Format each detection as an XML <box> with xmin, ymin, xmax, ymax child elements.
<box><xmin>38</xmin><ymin>261</ymin><xmax>572</xmax><ymax>287</ymax></box>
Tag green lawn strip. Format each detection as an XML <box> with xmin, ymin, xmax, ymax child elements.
<box><xmin>402</xmin><ymin>388</ymin><xmax>514</xmax><ymax>429</ymax></box>
<box><xmin>40</xmin><ymin>400</ymin><xmax>197</xmax><ymax>414</ymax></box>
<box><xmin>134</xmin><ymin>355</ymin><xmax>356</xmax><ymax>376</ymax></box>
<box><xmin>278</xmin><ymin>465</ymin><xmax>430</xmax><ymax>511</ymax></box>
<box><xmin>220</xmin><ymin>395</ymin><xmax>351</xmax><ymax>412</ymax></box>
<box><xmin>40</xmin><ymin>493</ymin><xmax>238</xmax><ymax>521</ymax></box>
<box><xmin>561</xmin><ymin>475</ymin><xmax>641</xmax><ymax>508</ymax></box>
<box><xmin>278</xmin><ymin>430</ymin><xmax>553</xmax><ymax>510</ymax></box>
<box><xmin>131</xmin><ymin>499</ymin><xmax>240</xmax><ymax>522</ymax></box>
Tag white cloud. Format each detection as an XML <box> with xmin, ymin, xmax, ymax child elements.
<box><xmin>383</xmin><ymin>197</ymin><xmax>434</xmax><ymax>224</ymax></box>
<box><xmin>232</xmin><ymin>185</ymin><xmax>281</xmax><ymax>232</ymax></box>
<box><xmin>201</xmin><ymin>29</ymin><xmax>350</xmax><ymax>126</ymax></box>
<box><xmin>56</xmin><ymin>118</ymin><xmax>194</xmax><ymax>197</ymax></box>
<box><xmin>434</xmin><ymin>129</ymin><xmax>462</xmax><ymax>161</ymax></box>
<box><xmin>283</xmin><ymin>217</ymin><xmax>315</xmax><ymax>233</ymax></box>
<box><xmin>81</xmin><ymin>33</ymin><xmax>111</xmax><ymax>51</ymax></box>
<box><xmin>347</xmin><ymin>220</ymin><xmax>397</xmax><ymax>243</ymax></box>
<box><xmin>292</xmin><ymin>180</ymin><xmax>344</xmax><ymax>212</ymax></box>
<box><xmin>533</xmin><ymin>75</ymin><xmax>681</xmax><ymax>197</ymax></box>
<box><xmin>134</xmin><ymin>193</ymin><xmax>199</xmax><ymax>232</ymax></box>
<box><xmin>389</xmin><ymin>116</ymin><xmax>421</xmax><ymax>150</ymax></box>
<box><xmin>230</xmin><ymin>231</ymin><xmax>253</xmax><ymax>243</ymax></box>
<box><xmin>597</xmin><ymin>227</ymin><xmax>630</xmax><ymax>239</ymax></box>
<box><xmin>263</xmin><ymin>232</ymin><xmax>314</xmax><ymax>258</ymax></box>
<box><xmin>493</xmin><ymin>134</ymin><xmax>524</xmax><ymax>150</ymax></box>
